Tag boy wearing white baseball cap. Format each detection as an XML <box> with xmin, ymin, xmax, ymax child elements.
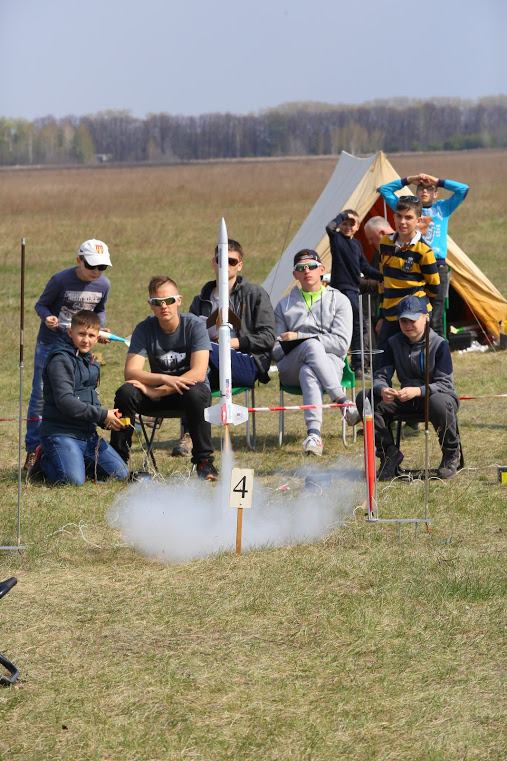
<box><xmin>24</xmin><ymin>239</ymin><xmax>113</xmax><ymax>469</ymax></box>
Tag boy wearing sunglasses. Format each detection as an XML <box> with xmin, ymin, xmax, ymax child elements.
<box><xmin>272</xmin><ymin>250</ymin><xmax>353</xmax><ymax>456</ymax></box>
<box><xmin>25</xmin><ymin>239</ymin><xmax>113</xmax><ymax>469</ymax></box>
<box><xmin>110</xmin><ymin>276</ymin><xmax>217</xmax><ymax>481</ymax></box>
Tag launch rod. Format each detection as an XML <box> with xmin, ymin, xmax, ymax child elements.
<box><xmin>17</xmin><ymin>238</ymin><xmax>25</xmax><ymax>547</ymax></box>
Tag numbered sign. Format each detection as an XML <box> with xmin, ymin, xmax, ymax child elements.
<box><xmin>229</xmin><ymin>468</ymin><xmax>254</xmax><ymax>509</ymax></box>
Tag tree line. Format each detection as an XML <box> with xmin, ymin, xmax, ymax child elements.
<box><xmin>1</xmin><ymin>98</ymin><xmax>506</xmax><ymax>166</ymax></box>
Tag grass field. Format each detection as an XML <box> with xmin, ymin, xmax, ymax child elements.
<box><xmin>0</xmin><ymin>151</ymin><xmax>506</xmax><ymax>760</ymax></box>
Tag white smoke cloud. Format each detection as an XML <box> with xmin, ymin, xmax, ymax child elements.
<box><xmin>108</xmin><ymin>457</ymin><xmax>364</xmax><ymax>563</ymax></box>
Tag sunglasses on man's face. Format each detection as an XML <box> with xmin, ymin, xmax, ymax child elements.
<box><xmin>82</xmin><ymin>258</ymin><xmax>108</xmax><ymax>271</ymax></box>
<box><xmin>148</xmin><ymin>296</ymin><xmax>181</xmax><ymax>307</ymax></box>
<box><xmin>294</xmin><ymin>262</ymin><xmax>320</xmax><ymax>272</ymax></box>
<box><xmin>215</xmin><ymin>256</ymin><xmax>241</xmax><ymax>267</ymax></box>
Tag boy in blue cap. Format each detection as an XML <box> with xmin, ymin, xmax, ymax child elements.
<box><xmin>355</xmin><ymin>295</ymin><xmax>461</xmax><ymax>481</ymax></box>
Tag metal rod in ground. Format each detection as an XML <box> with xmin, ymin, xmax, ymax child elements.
<box><xmin>17</xmin><ymin>238</ymin><xmax>26</xmax><ymax>548</ymax></box>
<box><xmin>424</xmin><ymin>318</ymin><xmax>430</xmax><ymax>524</ymax></box>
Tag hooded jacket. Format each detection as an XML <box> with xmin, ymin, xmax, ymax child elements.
<box><xmin>272</xmin><ymin>285</ymin><xmax>353</xmax><ymax>362</ymax></box>
<box><xmin>189</xmin><ymin>276</ymin><xmax>276</xmax><ymax>382</ymax></box>
<box><xmin>373</xmin><ymin>327</ymin><xmax>458</xmax><ymax>401</ymax></box>
<box><xmin>40</xmin><ymin>338</ymin><xmax>107</xmax><ymax>439</ymax></box>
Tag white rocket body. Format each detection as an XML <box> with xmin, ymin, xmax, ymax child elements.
<box><xmin>204</xmin><ymin>218</ymin><xmax>249</xmax><ymax>427</ymax></box>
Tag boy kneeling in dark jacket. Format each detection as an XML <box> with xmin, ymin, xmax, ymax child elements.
<box><xmin>31</xmin><ymin>310</ymin><xmax>129</xmax><ymax>485</ymax></box>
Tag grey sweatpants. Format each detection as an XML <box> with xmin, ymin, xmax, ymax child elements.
<box><xmin>277</xmin><ymin>339</ymin><xmax>345</xmax><ymax>431</ymax></box>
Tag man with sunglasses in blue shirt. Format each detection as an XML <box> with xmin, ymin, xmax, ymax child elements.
<box><xmin>110</xmin><ymin>276</ymin><xmax>218</xmax><ymax>481</ymax></box>
<box><xmin>24</xmin><ymin>239</ymin><xmax>112</xmax><ymax>469</ymax></box>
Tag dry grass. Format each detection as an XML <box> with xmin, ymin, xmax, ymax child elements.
<box><xmin>0</xmin><ymin>151</ymin><xmax>506</xmax><ymax>760</ymax></box>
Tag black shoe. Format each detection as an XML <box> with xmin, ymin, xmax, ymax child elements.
<box><xmin>437</xmin><ymin>450</ymin><xmax>461</xmax><ymax>479</ymax></box>
<box><xmin>377</xmin><ymin>446</ymin><xmax>404</xmax><ymax>481</ymax></box>
<box><xmin>196</xmin><ymin>459</ymin><xmax>218</xmax><ymax>482</ymax></box>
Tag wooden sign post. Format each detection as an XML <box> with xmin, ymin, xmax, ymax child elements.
<box><xmin>229</xmin><ymin>467</ymin><xmax>254</xmax><ymax>555</ymax></box>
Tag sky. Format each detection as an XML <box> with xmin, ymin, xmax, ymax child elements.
<box><xmin>1</xmin><ymin>0</ymin><xmax>505</xmax><ymax>120</ymax></box>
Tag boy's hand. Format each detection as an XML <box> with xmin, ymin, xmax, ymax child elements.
<box><xmin>397</xmin><ymin>386</ymin><xmax>422</xmax><ymax>402</ymax></box>
<box><xmin>98</xmin><ymin>328</ymin><xmax>111</xmax><ymax>344</ymax></box>
<box><xmin>381</xmin><ymin>387</ymin><xmax>398</xmax><ymax>403</ymax></box>
<box><xmin>418</xmin><ymin>173</ymin><xmax>438</xmax><ymax>187</ymax></box>
<box><xmin>45</xmin><ymin>316</ymin><xmax>59</xmax><ymax>330</ymax></box>
<box><xmin>104</xmin><ymin>409</ymin><xmax>124</xmax><ymax>431</ymax></box>
<box><xmin>160</xmin><ymin>375</ymin><xmax>195</xmax><ymax>395</ymax></box>
<box><xmin>278</xmin><ymin>331</ymin><xmax>298</xmax><ymax>341</ymax></box>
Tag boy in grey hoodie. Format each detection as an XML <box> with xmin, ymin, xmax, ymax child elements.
<box><xmin>272</xmin><ymin>249</ymin><xmax>353</xmax><ymax>456</ymax></box>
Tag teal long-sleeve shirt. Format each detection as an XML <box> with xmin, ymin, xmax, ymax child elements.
<box><xmin>378</xmin><ymin>177</ymin><xmax>469</xmax><ymax>260</ymax></box>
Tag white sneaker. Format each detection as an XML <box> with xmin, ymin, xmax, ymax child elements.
<box><xmin>345</xmin><ymin>405</ymin><xmax>361</xmax><ymax>426</ymax></box>
<box><xmin>303</xmin><ymin>433</ymin><xmax>323</xmax><ymax>456</ymax></box>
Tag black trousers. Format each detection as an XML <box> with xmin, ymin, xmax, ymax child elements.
<box><xmin>430</xmin><ymin>263</ymin><xmax>448</xmax><ymax>338</ymax></box>
<box><xmin>110</xmin><ymin>382</ymin><xmax>213</xmax><ymax>464</ymax></box>
<box><xmin>356</xmin><ymin>389</ymin><xmax>460</xmax><ymax>458</ymax></box>
<box><xmin>342</xmin><ymin>289</ymin><xmax>367</xmax><ymax>371</ymax></box>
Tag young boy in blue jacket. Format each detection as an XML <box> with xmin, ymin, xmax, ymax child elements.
<box><xmin>378</xmin><ymin>173</ymin><xmax>469</xmax><ymax>337</ymax></box>
<box><xmin>32</xmin><ymin>310</ymin><xmax>128</xmax><ymax>486</ymax></box>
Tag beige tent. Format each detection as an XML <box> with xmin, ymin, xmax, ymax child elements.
<box><xmin>263</xmin><ymin>150</ymin><xmax>507</xmax><ymax>340</ymax></box>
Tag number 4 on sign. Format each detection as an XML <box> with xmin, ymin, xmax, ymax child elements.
<box><xmin>229</xmin><ymin>468</ymin><xmax>254</xmax><ymax>509</ymax></box>
<box><xmin>230</xmin><ymin>468</ymin><xmax>254</xmax><ymax>556</ymax></box>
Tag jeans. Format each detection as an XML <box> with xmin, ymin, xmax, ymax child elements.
<box><xmin>374</xmin><ymin>319</ymin><xmax>402</xmax><ymax>371</ymax></box>
<box><xmin>25</xmin><ymin>340</ymin><xmax>52</xmax><ymax>452</ymax></box>
<box><xmin>208</xmin><ymin>343</ymin><xmax>258</xmax><ymax>389</ymax></box>
<box><xmin>41</xmin><ymin>432</ymin><xmax>129</xmax><ymax>485</ymax></box>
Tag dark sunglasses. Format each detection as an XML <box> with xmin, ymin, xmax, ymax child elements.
<box><xmin>82</xmin><ymin>258</ymin><xmax>108</xmax><ymax>271</ymax></box>
<box><xmin>148</xmin><ymin>296</ymin><xmax>181</xmax><ymax>307</ymax></box>
<box><xmin>294</xmin><ymin>262</ymin><xmax>320</xmax><ymax>272</ymax></box>
<box><xmin>215</xmin><ymin>256</ymin><xmax>241</xmax><ymax>266</ymax></box>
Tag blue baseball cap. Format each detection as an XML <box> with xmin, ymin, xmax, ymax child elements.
<box><xmin>397</xmin><ymin>295</ymin><xmax>429</xmax><ymax>320</ymax></box>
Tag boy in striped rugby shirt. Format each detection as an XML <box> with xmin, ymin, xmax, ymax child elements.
<box><xmin>375</xmin><ymin>196</ymin><xmax>439</xmax><ymax>369</ymax></box>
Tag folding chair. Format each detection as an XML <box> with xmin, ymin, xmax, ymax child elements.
<box><xmin>278</xmin><ymin>358</ymin><xmax>356</xmax><ymax>447</ymax></box>
<box><xmin>0</xmin><ymin>577</ymin><xmax>19</xmax><ymax>686</ymax></box>
<box><xmin>138</xmin><ymin>386</ymin><xmax>256</xmax><ymax>472</ymax></box>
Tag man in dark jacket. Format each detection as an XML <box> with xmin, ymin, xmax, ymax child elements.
<box><xmin>326</xmin><ymin>210</ymin><xmax>382</xmax><ymax>375</ymax></box>
<box><xmin>172</xmin><ymin>238</ymin><xmax>276</xmax><ymax>456</ymax></box>
<box><xmin>33</xmin><ymin>310</ymin><xmax>128</xmax><ymax>485</ymax></box>
<box><xmin>354</xmin><ymin>295</ymin><xmax>461</xmax><ymax>481</ymax></box>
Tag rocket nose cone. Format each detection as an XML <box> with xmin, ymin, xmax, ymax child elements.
<box><xmin>218</xmin><ymin>217</ymin><xmax>228</xmax><ymax>246</ymax></box>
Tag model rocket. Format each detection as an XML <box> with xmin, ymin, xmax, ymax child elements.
<box><xmin>204</xmin><ymin>218</ymin><xmax>249</xmax><ymax>428</ymax></box>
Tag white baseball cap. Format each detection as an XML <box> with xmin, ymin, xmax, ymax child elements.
<box><xmin>78</xmin><ymin>239</ymin><xmax>112</xmax><ymax>267</ymax></box>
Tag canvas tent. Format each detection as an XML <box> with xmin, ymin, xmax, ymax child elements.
<box><xmin>263</xmin><ymin>151</ymin><xmax>507</xmax><ymax>341</ymax></box>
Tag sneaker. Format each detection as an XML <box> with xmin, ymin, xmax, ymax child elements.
<box><xmin>27</xmin><ymin>445</ymin><xmax>43</xmax><ymax>481</ymax></box>
<box><xmin>437</xmin><ymin>450</ymin><xmax>461</xmax><ymax>479</ymax></box>
<box><xmin>23</xmin><ymin>450</ymin><xmax>37</xmax><ymax>471</ymax></box>
<box><xmin>172</xmin><ymin>432</ymin><xmax>192</xmax><ymax>457</ymax></box>
<box><xmin>196</xmin><ymin>459</ymin><xmax>218</xmax><ymax>481</ymax></box>
<box><xmin>303</xmin><ymin>433</ymin><xmax>323</xmax><ymax>456</ymax></box>
<box><xmin>377</xmin><ymin>445</ymin><xmax>404</xmax><ymax>481</ymax></box>
<box><xmin>345</xmin><ymin>405</ymin><xmax>361</xmax><ymax>426</ymax></box>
